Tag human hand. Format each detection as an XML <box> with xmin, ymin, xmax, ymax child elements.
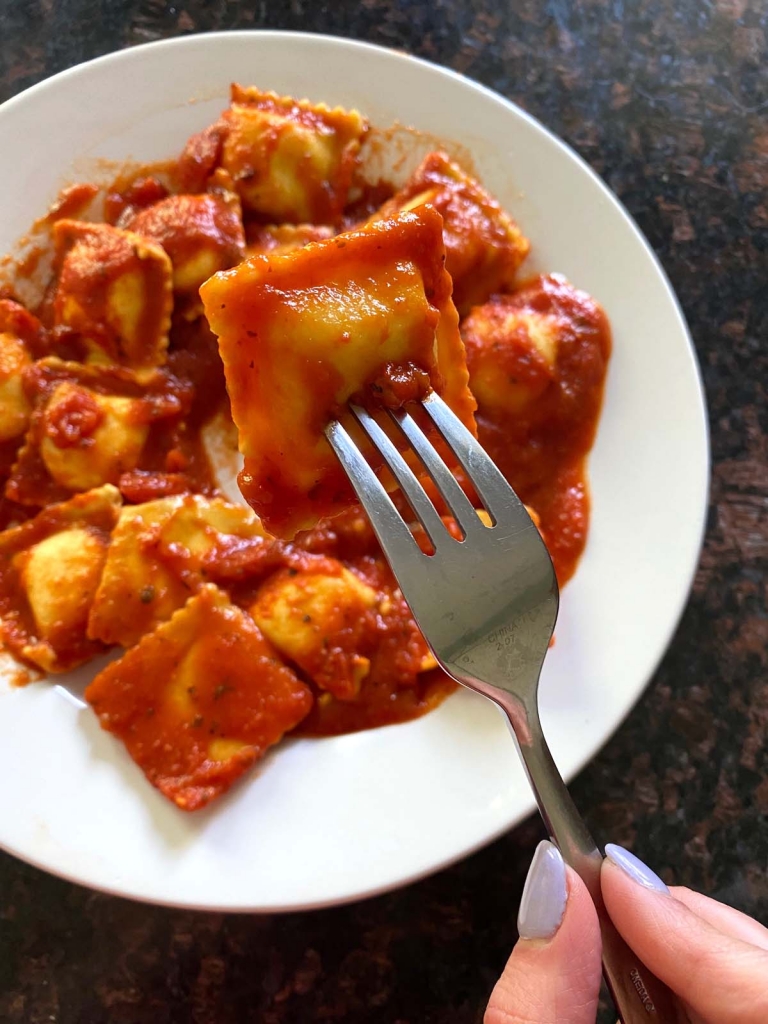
<box><xmin>485</xmin><ymin>841</ymin><xmax>768</xmax><ymax>1024</ymax></box>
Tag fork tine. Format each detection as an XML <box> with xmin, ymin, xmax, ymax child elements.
<box><xmin>348</xmin><ymin>404</ymin><xmax>448</xmax><ymax>546</ymax></box>
<box><xmin>388</xmin><ymin>407</ymin><xmax>483</xmax><ymax>533</ymax></box>
<box><xmin>324</xmin><ymin>418</ymin><xmax>426</xmax><ymax>562</ymax></box>
<box><xmin>421</xmin><ymin>392</ymin><xmax>529</xmax><ymax>524</ymax></box>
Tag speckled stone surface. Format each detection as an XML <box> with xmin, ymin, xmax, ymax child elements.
<box><xmin>0</xmin><ymin>2</ymin><xmax>766</xmax><ymax>1022</ymax></box>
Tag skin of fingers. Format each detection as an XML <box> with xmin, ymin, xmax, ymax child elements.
<box><xmin>602</xmin><ymin>859</ymin><xmax>768</xmax><ymax>1024</ymax></box>
<box><xmin>485</xmin><ymin>865</ymin><xmax>601</xmax><ymax>1024</ymax></box>
<box><xmin>669</xmin><ymin>886</ymin><xmax>768</xmax><ymax>952</ymax></box>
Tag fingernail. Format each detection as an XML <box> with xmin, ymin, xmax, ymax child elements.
<box><xmin>605</xmin><ymin>843</ymin><xmax>670</xmax><ymax>894</ymax></box>
<box><xmin>517</xmin><ymin>840</ymin><xmax>568</xmax><ymax>940</ymax></box>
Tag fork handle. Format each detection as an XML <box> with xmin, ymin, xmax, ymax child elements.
<box><xmin>502</xmin><ymin>697</ymin><xmax>689</xmax><ymax>1024</ymax></box>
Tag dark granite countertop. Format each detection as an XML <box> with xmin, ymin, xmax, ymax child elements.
<box><xmin>0</xmin><ymin>2</ymin><xmax>766</xmax><ymax>1022</ymax></box>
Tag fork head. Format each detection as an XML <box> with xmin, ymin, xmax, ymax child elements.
<box><xmin>325</xmin><ymin>392</ymin><xmax>559</xmax><ymax>710</ymax></box>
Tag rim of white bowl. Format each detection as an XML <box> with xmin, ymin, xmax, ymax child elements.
<box><xmin>0</xmin><ymin>30</ymin><xmax>710</xmax><ymax>911</ymax></box>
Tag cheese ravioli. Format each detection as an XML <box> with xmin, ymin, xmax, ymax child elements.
<box><xmin>201</xmin><ymin>205</ymin><xmax>476</xmax><ymax>538</ymax></box>
<box><xmin>0</xmin><ymin>299</ymin><xmax>45</xmax><ymax>445</ymax></box>
<box><xmin>86</xmin><ymin>584</ymin><xmax>312</xmax><ymax>810</ymax></box>
<box><xmin>220</xmin><ymin>85</ymin><xmax>367</xmax><ymax>223</ymax></box>
<box><xmin>128</xmin><ymin>187</ymin><xmax>245</xmax><ymax>301</ymax></box>
<box><xmin>249</xmin><ymin>561</ymin><xmax>378</xmax><ymax>700</ymax></box>
<box><xmin>5</xmin><ymin>358</ymin><xmax>188</xmax><ymax>507</ymax></box>
<box><xmin>53</xmin><ymin>219</ymin><xmax>173</xmax><ymax>371</ymax></box>
<box><xmin>0</xmin><ymin>485</ymin><xmax>121</xmax><ymax>672</ymax></box>
<box><xmin>373</xmin><ymin>152</ymin><xmax>529</xmax><ymax>314</ymax></box>
<box><xmin>88</xmin><ymin>493</ymin><xmax>267</xmax><ymax>647</ymax></box>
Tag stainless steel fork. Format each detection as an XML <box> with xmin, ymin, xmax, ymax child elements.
<box><xmin>326</xmin><ymin>391</ymin><xmax>686</xmax><ymax>1024</ymax></box>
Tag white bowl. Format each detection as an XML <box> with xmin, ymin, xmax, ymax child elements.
<box><xmin>0</xmin><ymin>31</ymin><xmax>708</xmax><ymax>911</ymax></box>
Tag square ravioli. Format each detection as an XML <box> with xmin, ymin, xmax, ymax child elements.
<box><xmin>85</xmin><ymin>584</ymin><xmax>313</xmax><ymax>811</ymax></box>
<box><xmin>201</xmin><ymin>205</ymin><xmax>477</xmax><ymax>538</ymax></box>
<box><xmin>461</xmin><ymin>274</ymin><xmax>610</xmax><ymax>421</ymax></box>
<box><xmin>5</xmin><ymin>358</ymin><xmax>190</xmax><ymax>507</ymax></box>
<box><xmin>127</xmin><ymin>186</ymin><xmax>245</xmax><ymax>301</ymax></box>
<box><xmin>88</xmin><ymin>493</ymin><xmax>268</xmax><ymax>648</ymax></box>
<box><xmin>461</xmin><ymin>296</ymin><xmax>560</xmax><ymax>416</ymax></box>
<box><xmin>0</xmin><ymin>299</ymin><xmax>45</xmax><ymax>447</ymax></box>
<box><xmin>53</xmin><ymin>219</ymin><xmax>173</xmax><ymax>372</ymax></box>
<box><xmin>373</xmin><ymin>152</ymin><xmax>530</xmax><ymax>314</ymax></box>
<box><xmin>0</xmin><ymin>329</ymin><xmax>33</xmax><ymax>447</ymax></box>
<box><xmin>0</xmin><ymin>485</ymin><xmax>121</xmax><ymax>672</ymax></box>
<box><xmin>249</xmin><ymin>561</ymin><xmax>379</xmax><ymax>701</ymax></box>
<box><xmin>220</xmin><ymin>85</ymin><xmax>367</xmax><ymax>223</ymax></box>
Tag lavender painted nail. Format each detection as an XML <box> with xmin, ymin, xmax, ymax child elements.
<box><xmin>517</xmin><ymin>840</ymin><xmax>568</xmax><ymax>940</ymax></box>
<box><xmin>605</xmin><ymin>843</ymin><xmax>670</xmax><ymax>894</ymax></box>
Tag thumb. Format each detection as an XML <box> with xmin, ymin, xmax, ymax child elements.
<box><xmin>485</xmin><ymin>840</ymin><xmax>602</xmax><ymax>1024</ymax></box>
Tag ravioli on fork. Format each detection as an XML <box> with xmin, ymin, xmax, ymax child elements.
<box><xmin>201</xmin><ymin>205</ymin><xmax>476</xmax><ymax>538</ymax></box>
